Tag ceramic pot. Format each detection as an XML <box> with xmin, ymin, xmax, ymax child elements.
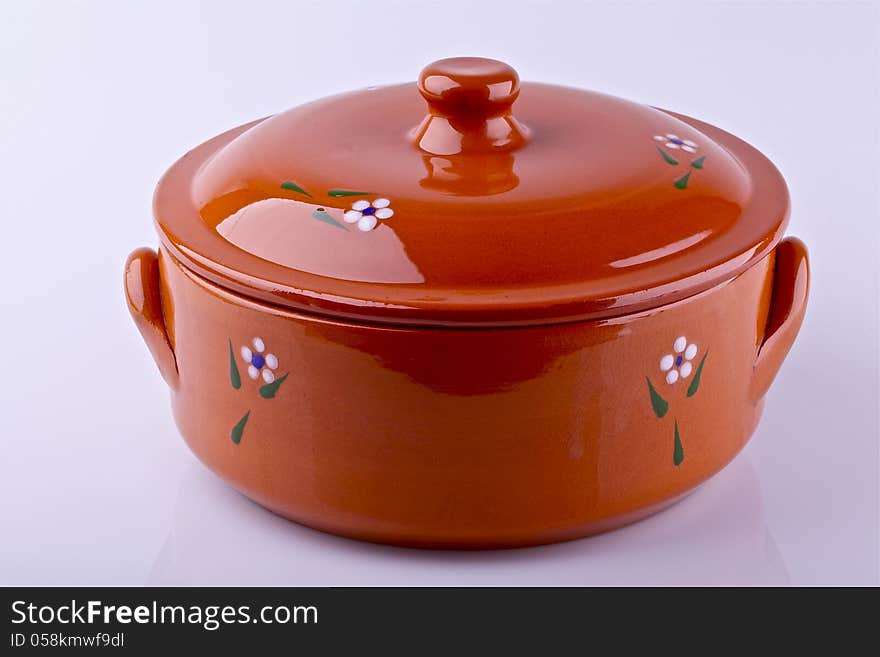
<box><xmin>125</xmin><ymin>57</ymin><xmax>809</xmax><ymax>548</ymax></box>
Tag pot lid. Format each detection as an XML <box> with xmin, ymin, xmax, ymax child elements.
<box><xmin>154</xmin><ymin>57</ymin><xmax>789</xmax><ymax>326</ymax></box>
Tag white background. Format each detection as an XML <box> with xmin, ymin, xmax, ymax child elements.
<box><xmin>1</xmin><ymin>0</ymin><xmax>877</xmax><ymax>585</ymax></box>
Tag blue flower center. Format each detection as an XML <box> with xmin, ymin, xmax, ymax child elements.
<box><xmin>361</xmin><ymin>206</ymin><xmax>376</xmax><ymax>216</ymax></box>
<box><xmin>251</xmin><ymin>353</ymin><xmax>265</xmax><ymax>369</ymax></box>
<box><xmin>670</xmin><ymin>138</ymin><xmax>684</xmax><ymax>145</ymax></box>
<box><xmin>675</xmin><ymin>355</ymin><xmax>683</xmax><ymax>367</ymax></box>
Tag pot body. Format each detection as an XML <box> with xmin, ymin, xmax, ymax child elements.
<box><xmin>126</xmin><ymin>240</ymin><xmax>807</xmax><ymax>549</ymax></box>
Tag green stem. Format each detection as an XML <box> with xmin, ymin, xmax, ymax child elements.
<box><xmin>673</xmin><ymin>420</ymin><xmax>684</xmax><ymax>466</ymax></box>
<box><xmin>231</xmin><ymin>411</ymin><xmax>250</xmax><ymax>445</ymax></box>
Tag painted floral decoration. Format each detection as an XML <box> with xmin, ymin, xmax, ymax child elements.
<box><xmin>227</xmin><ymin>338</ymin><xmax>290</xmax><ymax>445</ymax></box>
<box><xmin>278</xmin><ymin>183</ymin><xmax>395</xmax><ymax>233</ymax></box>
<box><xmin>241</xmin><ymin>337</ymin><xmax>279</xmax><ymax>384</ymax></box>
<box><xmin>343</xmin><ymin>198</ymin><xmax>394</xmax><ymax>232</ymax></box>
<box><xmin>652</xmin><ymin>134</ymin><xmax>706</xmax><ymax>189</ymax></box>
<box><xmin>654</xmin><ymin>133</ymin><xmax>698</xmax><ymax>153</ymax></box>
<box><xmin>645</xmin><ymin>335</ymin><xmax>709</xmax><ymax>467</ymax></box>
<box><xmin>659</xmin><ymin>336</ymin><xmax>698</xmax><ymax>384</ymax></box>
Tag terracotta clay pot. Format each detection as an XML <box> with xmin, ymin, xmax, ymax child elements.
<box><xmin>125</xmin><ymin>57</ymin><xmax>809</xmax><ymax>548</ymax></box>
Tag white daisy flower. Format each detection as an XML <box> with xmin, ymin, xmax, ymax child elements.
<box><xmin>659</xmin><ymin>336</ymin><xmax>699</xmax><ymax>384</ymax></box>
<box><xmin>343</xmin><ymin>198</ymin><xmax>394</xmax><ymax>232</ymax></box>
<box><xmin>240</xmin><ymin>337</ymin><xmax>279</xmax><ymax>384</ymax></box>
<box><xmin>653</xmin><ymin>133</ymin><xmax>698</xmax><ymax>154</ymax></box>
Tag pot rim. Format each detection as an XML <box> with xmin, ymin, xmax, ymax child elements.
<box><xmin>161</xmin><ymin>243</ymin><xmax>763</xmax><ymax>331</ymax></box>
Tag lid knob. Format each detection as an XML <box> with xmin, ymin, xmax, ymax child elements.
<box><xmin>419</xmin><ymin>57</ymin><xmax>520</xmax><ymax>119</ymax></box>
<box><xmin>413</xmin><ymin>57</ymin><xmax>529</xmax><ymax>155</ymax></box>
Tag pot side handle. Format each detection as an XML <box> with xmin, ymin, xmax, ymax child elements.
<box><xmin>751</xmin><ymin>236</ymin><xmax>810</xmax><ymax>402</ymax></box>
<box><xmin>124</xmin><ymin>247</ymin><xmax>179</xmax><ymax>389</ymax></box>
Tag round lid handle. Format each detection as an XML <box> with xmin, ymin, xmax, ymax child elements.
<box><xmin>418</xmin><ymin>57</ymin><xmax>520</xmax><ymax>120</ymax></box>
<box><xmin>413</xmin><ymin>57</ymin><xmax>528</xmax><ymax>154</ymax></box>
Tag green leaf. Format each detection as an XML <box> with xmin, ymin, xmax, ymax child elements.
<box><xmin>312</xmin><ymin>208</ymin><xmax>348</xmax><ymax>231</ymax></box>
<box><xmin>646</xmin><ymin>377</ymin><xmax>669</xmax><ymax>418</ymax></box>
<box><xmin>230</xmin><ymin>411</ymin><xmax>250</xmax><ymax>445</ymax></box>
<box><xmin>686</xmin><ymin>352</ymin><xmax>708</xmax><ymax>397</ymax></box>
<box><xmin>674</xmin><ymin>171</ymin><xmax>691</xmax><ymax>189</ymax></box>
<box><xmin>327</xmin><ymin>189</ymin><xmax>371</xmax><ymax>197</ymax></box>
<box><xmin>691</xmin><ymin>156</ymin><xmax>706</xmax><ymax>170</ymax></box>
<box><xmin>657</xmin><ymin>146</ymin><xmax>679</xmax><ymax>166</ymax></box>
<box><xmin>228</xmin><ymin>340</ymin><xmax>241</xmax><ymax>389</ymax></box>
<box><xmin>673</xmin><ymin>420</ymin><xmax>684</xmax><ymax>466</ymax></box>
<box><xmin>280</xmin><ymin>181</ymin><xmax>312</xmax><ymax>197</ymax></box>
<box><xmin>259</xmin><ymin>372</ymin><xmax>289</xmax><ymax>399</ymax></box>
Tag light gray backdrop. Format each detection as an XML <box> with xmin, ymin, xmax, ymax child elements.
<box><xmin>0</xmin><ymin>0</ymin><xmax>877</xmax><ymax>584</ymax></box>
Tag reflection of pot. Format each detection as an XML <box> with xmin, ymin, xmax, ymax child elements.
<box><xmin>126</xmin><ymin>57</ymin><xmax>809</xmax><ymax>549</ymax></box>
<box><xmin>420</xmin><ymin>153</ymin><xmax>519</xmax><ymax>196</ymax></box>
<box><xmin>148</xmin><ymin>454</ymin><xmax>788</xmax><ymax>585</ymax></box>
